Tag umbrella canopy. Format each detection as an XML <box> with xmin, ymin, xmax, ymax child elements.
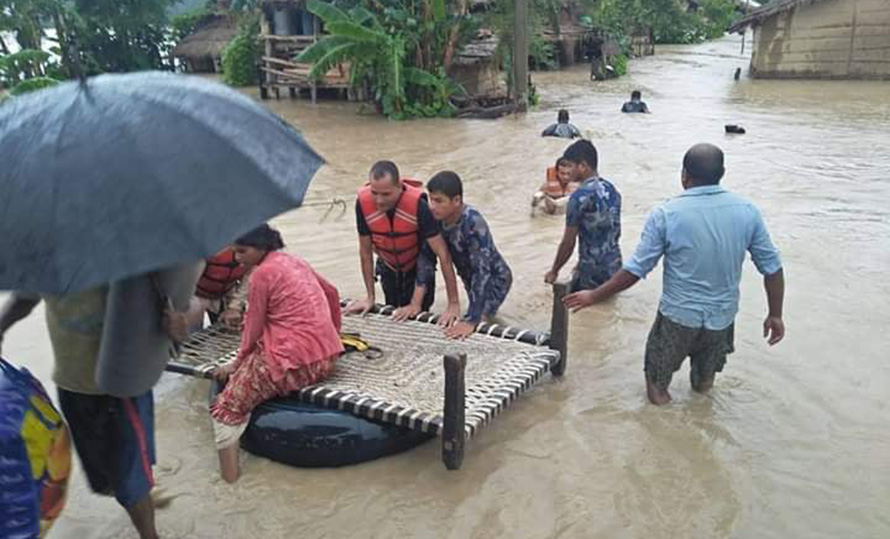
<box><xmin>0</xmin><ymin>71</ymin><xmax>323</xmax><ymax>294</ymax></box>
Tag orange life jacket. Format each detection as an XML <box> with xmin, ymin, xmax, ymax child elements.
<box><xmin>357</xmin><ymin>179</ymin><xmax>424</xmax><ymax>272</ymax></box>
<box><xmin>542</xmin><ymin>167</ymin><xmax>577</xmax><ymax>198</ymax></box>
<box><xmin>195</xmin><ymin>248</ymin><xmax>248</xmax><ymax>300</ymax></box>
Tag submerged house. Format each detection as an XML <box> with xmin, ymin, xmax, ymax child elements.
<box><xmin>172</xmin><ymin>14</ymin><xmax>239</xmax><ymax>73</ymax></box>
<box><xmin>258</xmin><ymin>0</ymin><xmax>351</xmax><ymax>101</ymax></box>
<box><xmin>630</xmin><ymin>27</ymin><xmax>655</xmax><ymax>57</ymax></box>
<box><xmin>449</xmin><ymin>31</ymin><xmax>505</xmax><ymax>98</ymax></box>
<box><xmin>730</xmin><ymin>0</ymin><xmax>890</xmax><ymax>79</ymax></box>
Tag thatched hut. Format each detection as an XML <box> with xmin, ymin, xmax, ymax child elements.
<box><xmin>172</xmin><ymin>15</ymin><xmax>239</xmax><ymax>74</ymax></box>
<box><xmin>730</xmin><ymin>0</ymin><xmax>890</xmax><ymax>79</ymax></box>
<box><xmin>449</xmin><ymin>32</ymin><xmax>505</xmax><ymax>98</ymax></box>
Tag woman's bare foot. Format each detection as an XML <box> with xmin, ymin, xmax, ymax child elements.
<box><xmin>218</xmin><ymin>444</ymin><xmax>240</xmax><ymax>483</ymax></box>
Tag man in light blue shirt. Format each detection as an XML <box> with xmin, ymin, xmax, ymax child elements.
<box><xmin>564</xmin><ymin>143</ymin><xmax>786</xmax><ymax>405</ymax></box>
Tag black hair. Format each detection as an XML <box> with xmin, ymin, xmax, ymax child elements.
<box><xmin>556</xmin><ymin>157</ymin><xmax>571</xmax><ymax>167</ymax></box>
<box><xmin>427</xmin><ymin>170</ymin><xmax>463</xmax><ymax>199</ymax></box>
<box><xmin>369</xmin><ymin>160</ymin><xmax>400</xmax><ymax>184</ymax></box>
<box><xmin>562</xmin><ymin>139</ymin><xmax>598</xmax><ymax>171</ymax></box>
<box><xmin>557</xmin><ymin>109</ymin><xmax>570</xmax><ymax>123</ymax></box>
<box><xmin>235</xmin><ymin>224</ymin><xmax>285</xmax><ymax>251</ymax></box>
<box><xmin>631</xmin><ymin>90</ymin><xmax>641</xmax><ymax>100</ymax></box>
<box><xmin>682</xmin><ymin>143</ymin><xmax>725</xmax><ymax>185</ymax></box>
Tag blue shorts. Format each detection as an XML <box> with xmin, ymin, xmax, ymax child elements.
<box><xmin>57</xmin><ymin>389</ymin><xmax>155</xmax><ymax>508</ymax></box>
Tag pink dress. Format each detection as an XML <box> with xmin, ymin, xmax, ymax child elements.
<box><xmin>211</xmin><ymin>252</ymin><xmax>344</xmax><ymax>430</ymax></box>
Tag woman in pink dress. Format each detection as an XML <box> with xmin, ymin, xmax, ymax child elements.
<box><xmin>210</xmin><ymin>224</ymin><xmax>344</xmax><ymax>482</ymax></box>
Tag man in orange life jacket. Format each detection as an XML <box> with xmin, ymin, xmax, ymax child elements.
<box><xmin>345</xmin><ymin>160</ymin><xmax>461</xmax><ymax>324</ymax></box>
<box><xmin>187</xmin><ymin>247</ymin><xmax>249</xmax><ymax>330</ymax></box>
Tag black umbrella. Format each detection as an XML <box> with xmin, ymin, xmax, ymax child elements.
<box><xmin>0</xmin><ymin>71</ymin><xmax>324</xmax><ymax>294</ymax></box>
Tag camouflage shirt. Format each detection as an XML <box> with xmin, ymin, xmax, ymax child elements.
<box><xmin>566</xmin><ymin>176</ymin><xmax>622</xmax><ymax>290</ymax></box>
<box><xmin>418</xmin><ymin>205</ymin><xmax>512</xmax><ymax>323</ymax></box>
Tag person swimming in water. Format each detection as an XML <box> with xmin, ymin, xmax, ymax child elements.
<box><xmin>532</xmin><ymin>157</ymin><xmax>580</xmax><ymax>215</ymax></box>
<box><xmin>541</xmin><ymin>110</ymin><xmax>582</xmax><ymax>139</ymax></box>
<box><xmin>621</xmin><ymin>90</ymin><xmax>651</xmax><ymax>114</ymax></box>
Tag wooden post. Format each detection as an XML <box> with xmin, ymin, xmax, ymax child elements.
<box><xmin>549</xmin><ymin>282</ymin><xmax>569</xmax><ymax>376</ymax></box>
<box><xmin>257</xmin><ymin>62</ymin><xmax>268</xmax><ymax>99</ymax></box>
<box><xmin>261</xmin><ymin>16</ymin><xmax>274</xmax><ymax>98</ymax></box>
<box><xmin>442</xmin><ymin>353</ymin><xmax>467</xmax><ymax>471</ymax></box>
<box><xmin>512</xmin><ymin>0</ymin><xmax>528</xmax><ymax>106</ymax></box>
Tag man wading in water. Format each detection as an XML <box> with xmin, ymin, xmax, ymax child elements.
<box><xmin>564</xmin><ymin>143</ymin><xmax>786</xmax><ymax>405</ymax></box>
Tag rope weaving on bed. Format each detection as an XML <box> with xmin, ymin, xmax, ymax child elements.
<box><xmin>171</xmin><ymin>311</ymin><xmax>560</xmax><ymax>439</ymax></box>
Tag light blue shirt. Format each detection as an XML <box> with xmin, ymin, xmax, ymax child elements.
<box><xmin>624</xmin><ymin>185</ymin><xmax>782</xmax><ymax>330</ymax></box>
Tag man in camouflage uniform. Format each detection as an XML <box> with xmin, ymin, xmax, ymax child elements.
<box><xmin>545</xmin><ymin>139</ymin><xmax>622</xmax><ymax>292</ymax></box>
<box><xmin>419</xmin><ymin>171</ymin><xmax>513</xmax><ymax>340</ymax></box>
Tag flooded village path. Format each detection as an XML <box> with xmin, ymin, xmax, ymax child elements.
<box><xmin>4</xmin><ymin>35</ymin><xmax>888</xmax><ymax>539</ymax></box>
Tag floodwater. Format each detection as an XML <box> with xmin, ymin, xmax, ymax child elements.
<box><xmin>3</xmin><ymin>35</ymin><xmax>889</xmax><ymax>538</ymax></box>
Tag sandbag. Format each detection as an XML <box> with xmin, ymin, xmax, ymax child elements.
<box><xmin>0</xmin><ymin>357</ymin><xmax>72</xmax><ymax>538</ymax></box>
<box><xmin>95</xmin><ymin>262</ymin><xmax>202</xmax><ymax>397</ymax></box>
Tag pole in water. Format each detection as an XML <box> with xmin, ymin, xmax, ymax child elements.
<box><xmin>512</xmin><ymin>0</ymin><xmax>528</xmax><ymax>107</ymax></box>
<box><xmin>442</xmin><ymin>353</ymin><xmax>467</xmax><ymax>471</ymax></box>
<box><xmin>549</xmin><ymin>282</ymin><xmax>569</xmax><ymax>376</ymax></box>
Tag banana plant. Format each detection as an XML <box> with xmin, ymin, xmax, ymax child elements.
<box><xmin>299</xmin><ymin>0</ymin><xmax>459</xmax><ymax>118</ymax></box>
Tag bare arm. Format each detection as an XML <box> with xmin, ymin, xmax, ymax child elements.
<box><xmin>545</xmin><ymin>226</ymin><xmax>578</xmax><ymax>282</ymax></box>
<box><xmin>427</xmin><ymin>234</ymin><xmax>460</xmax><ymax>310</ymax></box>
<box><xmin>359</xmin><ymin>235</ymin><xmax>376</xmax><ymax>302</ymax></box>
<box><xmin>763</xmin><ymin>269</ymin><xmax>785</xmax><ymax>345</ymax></box>
<box><xmin>563</xmin><ymin>269</ymin><xmax>640</xmax><ymax>311</ymax></box>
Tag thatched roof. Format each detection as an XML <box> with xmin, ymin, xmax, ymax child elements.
<box><xmin>172</xmin><ymin>15</ymin><xmax>239</xmax><ymax>59</ymax></box>
<box><xmin>729</xmin><ymin>0</ymin><xmax>830</xmax><ymax>33</ymax></box>
<box><xmin>454</xmin><ymin>32</ymin><xmax>499</xmax><ymax>66</ymax></box>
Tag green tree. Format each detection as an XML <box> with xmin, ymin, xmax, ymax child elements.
<box><xmin>298</xmin><ymin>0</ymin><xmax>461</xmax><ymax>119</ymax></box>
<box><xmin>221</xmin><ymin>15</ymin><xmax>259</xmax><ymax>86</ymax></box>
<box><xmin>588</xmin><ymin>0</ymin><xmax>738</xmax><ymax>46</ymax></box>
<box><xmin>171</xmin><ymin>6</ymin><xmax>213</xmax><ymax>44</ymax></box>
<box><xmin>71</xmin><ymin>0</ymin><xmax>178</xmax><ymax>73</ymax></box>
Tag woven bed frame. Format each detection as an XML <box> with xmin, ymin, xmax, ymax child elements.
<box><xmin>167</xmin><ymin>283</ymin><xmax>569</xmax><ymax>470</ymax></box>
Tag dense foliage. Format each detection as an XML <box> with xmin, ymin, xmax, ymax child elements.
<box><xmin>221</xmin><ymin>15</ymin><xmax>259</xmax><ymax>86</ymax></box>
<box><xmin>298</xmin><ymin>0</ymin><xmax>466</xmax><ymax>119</ymax></box>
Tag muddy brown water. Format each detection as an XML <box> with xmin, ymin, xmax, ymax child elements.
<box><xmin>3</xmin><ymin>35</ymin><xmax>888</xmax><ymax>538</ymax></box>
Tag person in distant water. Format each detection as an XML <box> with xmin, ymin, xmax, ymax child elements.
<box><xmin>541</xmin><ymin>109</ymin><xmax>582</xmax><ymax>139</ymax></box>
<box><xmin>345</xmin><ymin>160</ymin><xmax>460</xmax><ymax>325</ymax></box>
<box><xmin>0</xmin><ymin>286</ymin><xmax>189</xmax><ymax>539</ymax></box>
<box><xmin>621</xmin><ymin>90</ymin><xmax>651</xmax><ymax>114</ymax></box>
<box><xmin>419</xmin><ymin>171</ymin><xmax>513</xmax><ymax>340</ymax></box>
<box><xmin>564</xmin><ymin>143</ymin><xmax>785</xmax><ymax>406</ymax></box>
<box><xmin>532</xmin><ymin>157</ymin><xmax>580</xmax><ymax>215</ymax></box>
<box><xmin>545</xmin><ymin>140</ymin><xmax>622</xmax><ymax>292</ymax></box>
<box><xmin>211</xmin><ymin>225</ymin><xmax>343</xmax><ymax>482</ymax></box>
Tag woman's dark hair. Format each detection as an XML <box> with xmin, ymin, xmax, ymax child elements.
<box><xmin>235</xmin><ymin>224</ymin><xmax>285</xmax><ymax>251</ymax></box>
<box><xmin>427</xmin><ymin>170</ymin><xmax>463</xmax><ymax>199</ymax></box>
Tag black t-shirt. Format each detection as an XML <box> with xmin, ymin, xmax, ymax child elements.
<box><xmin>621</xmin><ymin>101</ymin><xmax>649</xmax><ymax>113</ymax></box>
<box><xmin>355</xmin><ymin>194</ymin><xmax>439</xmax><ymax>239</ymax></box>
